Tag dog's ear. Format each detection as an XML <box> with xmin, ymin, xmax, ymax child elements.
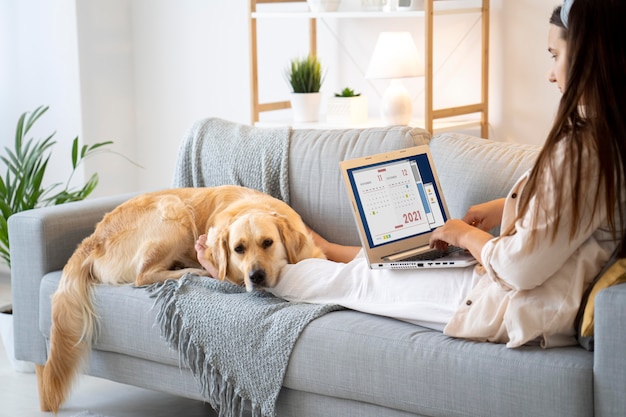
<box><xmin>206</xmin><ymin>226</ymin><xmax>230</xmax><ymax>281</ymax></box>
<box><xmin>275</xmin><ymin>214</ymin><xmax>308</xmax><ymax>264</ymax></box>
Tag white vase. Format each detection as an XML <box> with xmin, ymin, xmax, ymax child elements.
<box><xmin>0</xmin><ymin>305</ymin><xmax>35</xmax><ymax>373</ymax></box>
<box><xmin>290</xmin><ymin>92</ymin><xmax>322</xmax><ymax>123</ymax></box>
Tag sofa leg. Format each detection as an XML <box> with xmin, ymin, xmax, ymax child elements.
<box><xmin>36</xmin><ymin>364</ymin><xmax>51</xmax><ymax>412</ymax></box>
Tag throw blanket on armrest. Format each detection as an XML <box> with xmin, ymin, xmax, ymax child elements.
<box><xmin>148</xmin><ymin>274</ymin><xmax>342</xmax><ymax>417</ymax></box>
<box><xmin>172</xmin><ymin>117</ymin><xmax>291</xmax><ymax>204</ymax></box>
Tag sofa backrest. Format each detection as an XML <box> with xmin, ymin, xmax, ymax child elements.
<box><xmin>429</xmin><ymin>132</ymin><xmax>540</xmax><ymax>226</ymax></box>
<box><xmin>288</xmin><ymin>126</ymin><xmax>431</xmax><ymax>246</ymax></box>
<box><xmin>287</xmin><ymin>129</ymin><xmax>542</xmax><ymax>246</ymax></box>
<box><xmin>173</xmin><ymin>119</ymin><xmax>541</xmax><ymax>247</ymax></box>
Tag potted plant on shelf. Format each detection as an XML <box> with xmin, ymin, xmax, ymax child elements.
<box><xmin>327</xmin><ymin>87</ymin><xmax>368</xmax><ymax>125</ymax></box>
<box><xmin>0</xmin><ymin>105</ymin><xmax>116</xmax><ymax>372</ymax></box>
<box><xmin>285</xmin><ymin>54</ymin><xmax>324</xmax><ymax>123</ymax></box>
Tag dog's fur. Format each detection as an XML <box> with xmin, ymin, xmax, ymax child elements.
<box><xmin>39</xmin><ymin>185</ymin><xmax>325</xmax><ymax>413</ymax></box>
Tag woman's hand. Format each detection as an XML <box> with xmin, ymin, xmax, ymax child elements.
<box><xmin>462</xmin><ymin>198</ymin><xmax>506</xmax><ymax>232</ymax></box>
<box><xmin>195</xmin><ymin>234</ymin><xmax>219</xmax><ymax>277</ymax></box>
<box><xmin>430</xmin><ymin>219</ymin><xmax>475</xmax><ymax>251</ymax></box>
<box><xmin>429</xmin><ymin>219</ymin><xmax>495</xmax><ymax>265</ymax></box>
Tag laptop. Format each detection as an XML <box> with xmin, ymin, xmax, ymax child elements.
<box><xmin>340</xmin><ymin>145</ymin><xmax>477</xmax><ymax>270</ymax></box>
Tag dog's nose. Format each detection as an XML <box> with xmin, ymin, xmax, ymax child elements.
<box><xmin>249</xmin><ymin>270</ymin><xmax>266</xmax><ymax>286</ymax></box>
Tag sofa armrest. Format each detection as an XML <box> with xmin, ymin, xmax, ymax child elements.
<box><xmin>593</xmin><ymin>282</ymin><xmax>626</xmax><ymax>417</ymax></box>
<box><xmin>8</xmin><ymin>192</ymin><xmax>138</xmax><ymax>364</ymax></box>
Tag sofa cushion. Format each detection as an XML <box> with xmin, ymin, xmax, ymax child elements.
<box><xmin>41</xmin><ymin>271</ymin><xmax>593</xmax><ymax>417</ymax></box>
<box><xmin>429</xmin><ymin>132</ymin><xmax>539</xmax><ymax>225</ymax></box>
<box><xmin>40</xmin><ymin>272</ymin><xmax>181</xmax><ymax>367</ymax></box>
<box><xmin>288</xmin><ymin>126</ymin><xmax>430</xmax><ymax>246</ymax></box>
<box><xmin>286</xmin><ymin>310</ymin><xmax>593</xmax><ymax>417</ymax></box>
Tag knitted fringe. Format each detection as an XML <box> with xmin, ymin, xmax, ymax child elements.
<box><xmin>148</xmin><ymin>275</ymin><xmax>342</xmax><ymax>417</ymax></box>
<box><xmin>150</xmin><ymin>278</ymin><xmax>261</xmax><ymax>417</ymax></box>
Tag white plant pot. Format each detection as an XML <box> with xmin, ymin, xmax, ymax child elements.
<box><xmin>0</xmin><ymin>305</ymin><xmax>35</xmax><ymax>373</ymax></box>
<box><xmin>327</xmin><ymin>96</ymin><xmax>368</xmax><ymax>125</ymax></box>
<box><xmin>307</xmin><ymin>0</ymin><xmax>340</xmax><ymax>12</ymax></box>
<box><xmin>290</xmin><ymin>92</ymin><xmax>322</xmax><ymax>123</ymax></box>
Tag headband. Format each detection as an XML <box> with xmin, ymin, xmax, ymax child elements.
<box><xmin>561</xmin><ymin>0</ymin><xmax>574</xmax><ymax>28</ymax></box>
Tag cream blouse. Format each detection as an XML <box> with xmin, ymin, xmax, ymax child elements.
<box><xmin>444</xmin><ymin>144</ymin><xmax>622</xmax><ymax>348</ymax></box>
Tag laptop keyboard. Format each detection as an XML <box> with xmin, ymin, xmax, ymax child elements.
<box><xmin>402</xmin><ymin>246</ymin><xmax>463</xmax><ymax>262</ymax></box>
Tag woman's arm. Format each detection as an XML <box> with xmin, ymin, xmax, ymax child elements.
<box><xmin>308</xmin><ymin>228</ymin><xmax>360</xmax><ymax>263</ymax></box>
<box><xmin>479</xmin><ymin>148</ymin><xmax>609</xmax><ymax>290</ymax></box>
<box><xmin>462</xmin><ymin>198</ymin><xmax>506</xmax><ymax>232</ymax></box>
<box><xmin>429</xmin><ymin>198</ymin><xmax>505</xmax><ymax>264</ymax></box>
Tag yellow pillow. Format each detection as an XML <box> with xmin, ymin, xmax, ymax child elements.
<box><xmin>580</xmin><ymin>258</ymin><xmax>626</xmax><ymax>337</ymax></box>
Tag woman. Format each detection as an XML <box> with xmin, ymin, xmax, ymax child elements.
<box><xmin>197</xmin><ymin>0</ymin><xmax>626</xmax><ymax>348</ymax></box>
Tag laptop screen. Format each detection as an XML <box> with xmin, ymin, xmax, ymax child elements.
<box><xmin>345</xmin><ymin>152</ymin><xmax>447</xmax><ymax>249</ymax></box>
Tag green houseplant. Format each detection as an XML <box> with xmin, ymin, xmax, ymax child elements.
<box><xmin>285</xmin><ymin>54</ymin><xmax>324</xmax><ymax>94</ymax></box>
<box><xmin>285</xmin><ymin>55</ymin><xmax>324</xmax><ymax>123</ymax></box>
<box><xmin>334</xmin><ymin>87</ymin><xmax>361</xmax><ymax>97</ymax></box>
<box><xmin>0</xmin><ymin>105</ymin><xmax>118</xmax><ymax>372</ymax></box>
<box><xmin>0</xmin><ymin>105</ymin><xmax>114</xmax><ymax>266</ymax></box>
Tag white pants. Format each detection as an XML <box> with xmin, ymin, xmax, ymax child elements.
<box><xmin>270</xmin><ymin>250</ymin><xmax>478</xmax><ymax>331</ymax></box>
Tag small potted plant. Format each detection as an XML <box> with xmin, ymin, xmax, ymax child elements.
<box><xmin>327</xmin><ymin>86</ymin><xmax>368</xmax><ymax>125</ymax></box>
<box><xmin>334</xmin><ymin>87</ymin><xmax>360</xmax><ymax>97</ymax></box>
<box><xmin>285</xmin><ymin>55</ymin><xmax>324</xmax><ymax>123</ymax></box>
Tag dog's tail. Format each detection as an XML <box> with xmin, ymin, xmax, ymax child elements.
<box><xmin>41</xmin><ymin>237</ymin><xmax>99</xmax><ymax>413</ymax></box>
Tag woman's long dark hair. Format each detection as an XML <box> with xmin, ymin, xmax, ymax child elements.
<box><xmin>516</xmin><ymin>0</ymin><xmax>626</xmax><ymax>254</ymax></box>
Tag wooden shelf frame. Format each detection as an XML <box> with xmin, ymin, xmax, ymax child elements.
<box><xmin>249</xmin><ymin>0</ymin><xmax>315</xmax><ymax>119</ymax></box>
<box><xmin>249</xmin><ymin>0</ymin><xmax>490</xmax><ymax>137</ymax></box>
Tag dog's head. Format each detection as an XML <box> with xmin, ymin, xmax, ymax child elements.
<box><xmin>204</xmin><ymin>211</ymin><xmax>311</xmax><ymax>291</ymax></box>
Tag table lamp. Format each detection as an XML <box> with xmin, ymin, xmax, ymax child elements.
<box><xmin>366</xmin><ymin>32</ymin><xmax>424</xmax><ymax>125</ymax></box>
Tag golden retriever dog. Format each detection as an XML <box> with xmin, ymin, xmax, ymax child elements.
<box><xmin>39</xmin><ymin>185</ymin><xmax>325</xmax><ymax>413</ymax></box>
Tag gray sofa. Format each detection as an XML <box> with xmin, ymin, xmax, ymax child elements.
<box><xmin>9</xmin><ymin>120</ymin><xmax>626</xmax><ymax>417</ymax></box>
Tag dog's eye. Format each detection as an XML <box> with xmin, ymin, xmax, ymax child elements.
<box><xmin>234</xmin><ymin>244</ymin><xmax>245</xmax><ymax>254</ymax></box>
<box><xmin>262</xmin><ymin>239</ymin><xmax>273</xmax><ymax>249</ymax></box>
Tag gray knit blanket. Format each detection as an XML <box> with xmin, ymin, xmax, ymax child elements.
<box><xmin>148</xmin><ymin>274</ymin><xmax>342</xmax><ymax>417</ymax></box>
<box><xmin>172</xmin><ymin>117</ymin><xmax>291</xmax><ymax>204</ymax></box>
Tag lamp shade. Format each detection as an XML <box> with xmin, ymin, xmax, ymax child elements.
<box><xmin>365</xmin><ymin>32</ymin><xmax>424</xmax><ymax>79</ymax></box>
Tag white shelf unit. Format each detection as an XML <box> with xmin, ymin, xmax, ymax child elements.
<box><xmin>249</xmin><ymin>0</ymin><xmax>490</xmax><ymax>137</ymax></box>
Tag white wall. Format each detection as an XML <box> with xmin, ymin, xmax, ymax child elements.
<box><xmin>496</xmin><ymin>0</ymin><xmax>562</xmax><ymax>144</ymax></box>
<box><xmin>75</xmin><ymin>0</ymin><xmax>138</xmax><ymax>195</ymax></box>
<box><xmin>0</xmin><ymin>0</ymin><xmax>83</xmax><ymax>191</ymax></box>
<box><xmin>129</xmin><ymin>0</ymin><xmax>251</xmax><ymax>191</ymax></box>
<box><xmin>1</xmin><ymin>0</ymin><xmax>562</xmax><ymax>199</ymax></box>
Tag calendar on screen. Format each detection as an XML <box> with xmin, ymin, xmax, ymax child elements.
<box><xmin>349</xmin><ymin>155</ymin><xmax>445</xmax><ymax>248</ymax></box>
